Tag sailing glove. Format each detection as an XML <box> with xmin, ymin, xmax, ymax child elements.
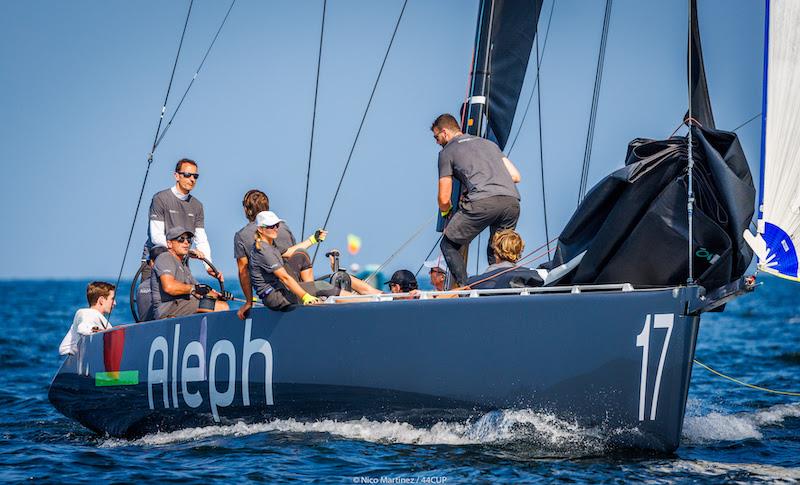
<box><xmin>309</xmin><ymin>229</ymin><xmax>326</xmax><ymax>245</ymax></box>
<box><xmin>194</xmin><ymin>284</ymin><xmax>212</xmax><ymax>296</ymax></box>
<box><xmin>301</xmin><ymin>293</ymin><xmax>319</xmax><ymax>305</ymax></box>
<box><xmin>219</xmin><ymin>290</ymin><xmax>233</xmax><ymax>301</ymax></box>
<box><xmin>441</xmin><ymin>207</ymin><xmax>452</xmax><ymax>217</ymax></box>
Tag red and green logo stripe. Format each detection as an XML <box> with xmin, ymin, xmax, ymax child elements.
<box><xmin>95</xmin><ymin>370</ymin><xmax>139</xmax><ymax>387</ymax></box>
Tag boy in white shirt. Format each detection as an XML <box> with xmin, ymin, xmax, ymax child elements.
<box><xmin>59</xmin><ymin>281</ymin><xmax>116</xmax><ymax>356</ymax></box>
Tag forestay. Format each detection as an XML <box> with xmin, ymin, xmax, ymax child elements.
<box><xmin>745</xmin><ymin>0</ymin><xmax>800</xmax><ymax>281</ymax></box>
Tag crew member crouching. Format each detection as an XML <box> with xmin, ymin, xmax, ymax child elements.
<box><xmin>151</xmin><ymin>226</ymin><xmax>230</xmax><ymax>319</ymax></box>
<box><xmin>249</xmin><ymin>211</ymin><xmax>342</xmax><ymax>310</ymax></box>
<box><xmin>466</xmin><ymin>229</ymin><xmax>543</xmax><ymax>290</ymax></box>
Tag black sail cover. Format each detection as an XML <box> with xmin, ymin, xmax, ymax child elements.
<box><xmin>544</xmin><ymin>126</ymin><xmax>755</xmax><ymax>290</ymax></box>
<box><xmin>483</xmin><ymin>0</ymin><xmax>542</xmax><ymax>150</ymax></box>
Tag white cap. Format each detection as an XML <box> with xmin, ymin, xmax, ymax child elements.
<box><xmin>255</xmin><ymin>211</ymin><xmax>284</xmax><ymax>227</ymax></box>
<box><xmin>423</xmin><ymin>257</ymin><xmax>448</xmax><ymax>272</ymax></box>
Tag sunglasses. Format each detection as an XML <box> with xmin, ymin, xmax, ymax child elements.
<box><xmin>259</xmin><ymin>223</ymin><xmax>280</xmax><ymax>230</ymax></box>
<box><xmin>177</xmin><ymin>172</ymin><xmax>200</xmax><ymax>180</ymax></box>
<box><xmin>174</xmin><ymin>235</ymin><xmax>193</xmax><ymax>243</ymax></box>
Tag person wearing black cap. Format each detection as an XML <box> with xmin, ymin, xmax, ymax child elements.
<box><xmin>150</xmin><ymin>226</ymin><xmax>230</xmax><ymax>319</ymax></box>
<box><xmin>386</xmin><ymin>270</ymin><xmax>420</xmax><ymax>300</ymax></box>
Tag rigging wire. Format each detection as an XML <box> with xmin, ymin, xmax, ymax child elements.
<box><xmin>153</xmin><ymin>0</ymin><xmax>236</xmax><ymax>151</ymax></box>
<box><xmin>534</xmin><ymin>10</ymin><xmax>552</xmax><ymax>262</ymax></box>
<box><xmin>111</xmin><ymin>0</ymin><xmax>195</xmax><ymax>317</ymax></box>
<box><xmin>506</xmin><ymin>0</ymin><xmax>556</xmax><ymax>156</ymax></box>
<box><xmin>302</xmin><ymin>0</ymin><xmax>327</xmax><ymax>238</ymax></box>
<box><xmin>732</xmin><ymin>112</ymin><xmax>762</xmax><ymax>132</ymax></box>
<box><xmin>364</xmin><ymin>213</ymin><xmax>437</xmax><ymax>285</ymax></box>
<box><xmin>687</xmin><ymin>0</ymin><xmax>695</xmax><ymax>284</ymax></box>
<box><xmin>312</xmin><ymin>0</ymin><xmax>409</xmax><ymax>264</ymax></box>
<box><xmin>577</xmin><ymin>0</ymin><xmax>613</xmax><ymax>205</ymax></box>
<box><xmin>415</xmin><ymin>235</ymin><xmax>444</xmax><ymax>278</ymax></box>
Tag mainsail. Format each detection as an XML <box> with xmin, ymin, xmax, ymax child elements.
<box><xmin>744</xmin><ymin>0</ymin><xmax>800</xmax><ymax>281</ymax></box>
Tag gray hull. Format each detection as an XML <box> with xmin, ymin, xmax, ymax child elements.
<box><xmin>49</xmin><ymin>285</ymin><xmax>704</xmax><ymax>451</ymax></box>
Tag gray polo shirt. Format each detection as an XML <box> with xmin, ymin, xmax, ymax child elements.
<box><xmin>437</xmin><ymin>134</ymin><xmax>520</xmax><ymax>204</ymax></box>
<box><xmin>249</xmin><ymin>242</ymin><xmax>285</xmax><ymax>298</ymax></box>
<box><xmin>142</xmin><ymin>188</ymin><xmax>205</xmax><ymax>257</ymax></box>
<box><xmin>233</xmin><ymin>221</ymin><xmax>297</xmax><ymax>261</ymax></box>
<box><xmin>151</xmin><ymin>251</ymin><xmax>197</xmax><ymax>316</ymax></box>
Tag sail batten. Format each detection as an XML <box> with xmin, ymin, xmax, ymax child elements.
<box><xmin>750</xmin><ymin>0</ymin><xmax>800</xmax><ymax>280</ymax></box>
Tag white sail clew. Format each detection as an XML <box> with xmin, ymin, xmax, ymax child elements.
<box><xmin>744</xmin><ymin>0</ymin><xmax>800</xmax><ymax>282</ymax></box>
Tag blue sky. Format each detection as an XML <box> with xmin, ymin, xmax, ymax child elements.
<box><xmin>0</xmin><ymin>0</ymin><xmax>764</xmax><ymax>280</ymax></box>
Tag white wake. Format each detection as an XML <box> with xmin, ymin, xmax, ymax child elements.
<box><xmin>102</xmin><ymin>409</ymin><xmax>614</xmax><ymax>453</ymax></box>
<box><xmin>682</xmin><ymin>401</ymin><xmax>800</xmax><ymax>443</ymax></box>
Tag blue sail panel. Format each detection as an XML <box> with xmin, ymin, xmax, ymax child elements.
<box><xmin>760</xmin><ymin>222</ymin><xmax>799</xmax><ymax>280</ymax></box>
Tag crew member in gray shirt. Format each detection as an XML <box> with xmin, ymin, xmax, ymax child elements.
<box><xmin>248</xmin><ymin>211</ymin><xmax>337</xmax><ymax>310</ymax></box>
<box><xmin>431</xmin><ymin>113</ymin><xmax>522</xmax><ymax>286</ymax></box>
<box><xmin>234</xmin><ymin>190</ymin><xmax>326</xmax><ymax>319</ymax></box>
<box><xmin>141</xmin><ymin>158</ymin><xmax>222</xmax><ymax>283</ymax></box>
<box><xmin>151</xmin><ymin>226</ymin><xmax>230</xmax><ymax>319</ymax></box>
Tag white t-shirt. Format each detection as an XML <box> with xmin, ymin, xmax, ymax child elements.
<box><xmin>58</xmin><ymin>308</ymin><xmax>111</xmax><ymax>356</ymax></box>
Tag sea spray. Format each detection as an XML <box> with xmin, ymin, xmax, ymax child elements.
<box><xmin>102</xmin><ymin>408</ymin><xmax>619</xmax><ymax>454</ymax></box>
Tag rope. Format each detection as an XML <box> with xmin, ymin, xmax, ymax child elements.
<box><xmin>506</xmin><ymin>0</ymin><xmax>556</xmax><ymax>156</ymax></box>
<box><xmin>415</xmin><ymin>235</ymin><xmax>444</xmax><ymax>277</ymax></box>
<box><xmin>693</xmin><ymin>359</ymin><xmax>800</xmax><ymax>397</ymax></box>
<box><xmin>111</xmin><ymin>0</ymin><xmax>195</xmax><ymax>320</ymax></box>
<box><xmin>312</xmin><ymin>0</ymin><xmax>409</xmax><ymax>264</ymax></box>
<box><xmin>534</xmin><ymin>17</ymin><xmax>551</xmax><ymax>262</ymax></box>
<box><xmin>578</xmin><ymin>0</ymin><xmax>613</xmax><ymax>205</ymax></box>
<box><xmin>302</xmin><ymin>0</ymin><xmax>327</xmax><ymax>237</ymax></box>
<box><xmin>364</xmin><ymin>213</ymin><xmax>437</xmax><ymax>285</ymax></box>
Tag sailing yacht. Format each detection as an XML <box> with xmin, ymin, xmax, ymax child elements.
<box><xmin>48</xmin><ymin>0</ymin><xmax>788</xmax><ymax>453</ymax></box>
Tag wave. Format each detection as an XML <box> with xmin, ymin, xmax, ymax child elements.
<box><xmin>682</xmin><ymin>402</ymin><xmax>800</xmax><ymax>443</ymax></box>
<box><xmin>102</xmin><ymin>409</ymin><xmax>617</xmax><ymax>454</ymax></box>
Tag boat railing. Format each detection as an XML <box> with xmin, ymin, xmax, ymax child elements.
<box><xmin>325</xmin><ymin>283</ymin><xmax>636</xmax><ymax>303</ymax></box>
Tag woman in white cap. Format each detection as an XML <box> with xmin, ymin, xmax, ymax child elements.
<box><xmin>249</xmin><ymin>211</ymin><xmax>339</xmax><ymax>309</ymax></box>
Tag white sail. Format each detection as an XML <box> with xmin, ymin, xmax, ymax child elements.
<box><xmin>747</xmin><ymin>0</ymin><xmax>800</xmax><ymax>281</ymax></box>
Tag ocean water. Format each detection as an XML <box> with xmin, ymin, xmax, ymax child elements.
<box><xmin>1</xmin><ymin>277</ymin><xmax>799</xmax><ymax>483</ymax></box>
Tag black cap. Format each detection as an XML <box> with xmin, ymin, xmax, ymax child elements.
<box><xmin>385</xmin><ymin>270</ymin><xmax>418</xmax><ymax>291</ymax></box>
<box><xmin>166</xmin><ymin>226</ymin><xmax>194</xmax><ymax>240</ymax></box>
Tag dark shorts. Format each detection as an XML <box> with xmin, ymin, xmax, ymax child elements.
<box><xmin>444</xmin><ymin>195</ymin><xmax>521</xmax><ymax>245</ymax></box>
<box><xmin>158</xmin><ymin>295</ymin><xmax>200</xmax><ymax>319</ymax></box>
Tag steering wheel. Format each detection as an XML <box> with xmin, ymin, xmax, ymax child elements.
<box><xmin>129</xmin><ymin>254</ymin><xmax>226</xmax><ymax>323</ymax></box>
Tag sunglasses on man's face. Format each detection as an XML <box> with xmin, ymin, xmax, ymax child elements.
<box><xmin>174</xmin><ymin>236</ymin><xmax>193</xmax><ymax>243</ymax></box>
<box><xmin>259</xmin><ymin>223</ymin><xmax>280</xmax><ymax>230</ymax></box>
<box><xmin>177</xmin><ymin>172</ymin><xmax>200</xmax><ymax>180</ymax></box>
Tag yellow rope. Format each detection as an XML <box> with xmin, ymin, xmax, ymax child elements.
<box><xmin>693</xmin><ymin>359</ymin><xmax>800</xmax><ymax>397</ymax></box>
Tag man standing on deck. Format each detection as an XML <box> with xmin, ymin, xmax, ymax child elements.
<box><xmin>141</xmin><ymin>158</ymin><xmax>222</xmax><ymax>283</ymax></box>
<box><xmin>431</xmin><ymin>113</ymin><xmax>522</xmax><ymax>286</ymax></box>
